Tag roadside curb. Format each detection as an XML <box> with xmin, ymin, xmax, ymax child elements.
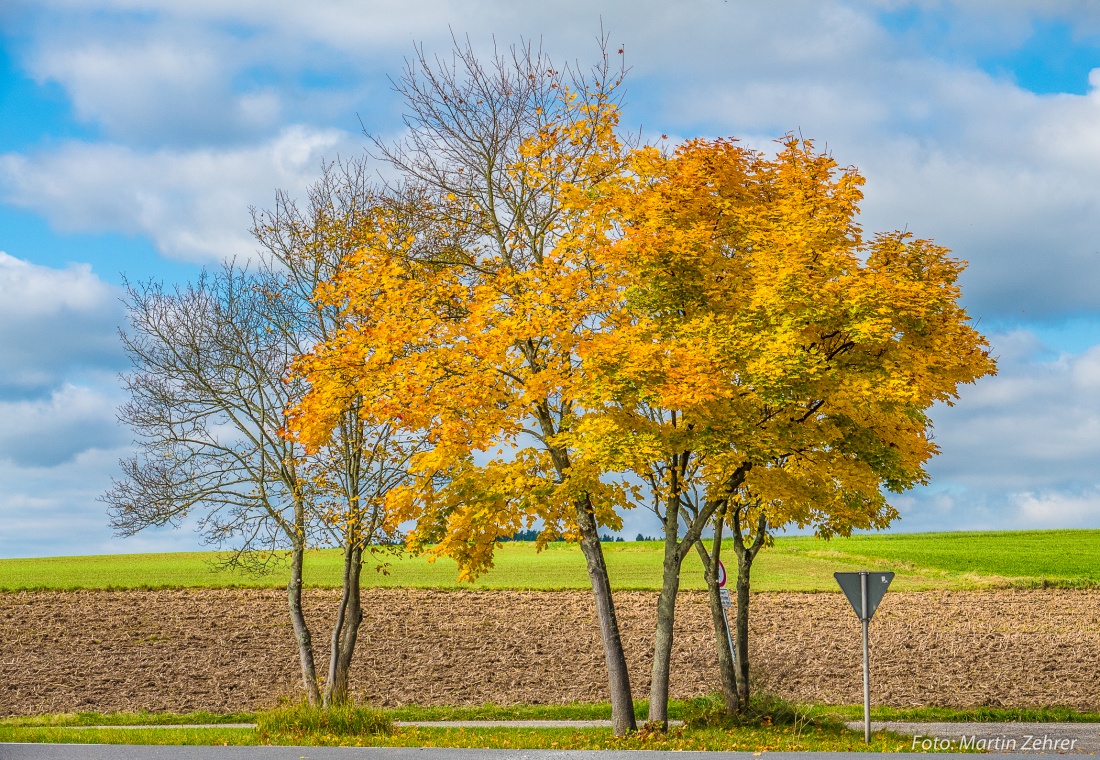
<box><xmin>69</xmin><ymin>720</ymin><xmax>684</xmax><ymax>730</ymax></box>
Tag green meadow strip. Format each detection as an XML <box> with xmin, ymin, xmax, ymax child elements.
<box><xmin>0</xmin><ymin>726</ymin><xmax>257</xmax><ymax>745</ymax></box>
<box><xmin>0</xmin><ymin>698</ymin><xmax>995</xmax><ymax>751</ymax></box>
<box><xmin>0</xmin><ymin>710</ymin><xmax>255</xmax><ymax>727</ymax></box>
<box><xmin>0</xmin><ymin>723</ymin><xmax>930</xmax><ymax>751</ymax></box>
<box><xmin>3</xmin><ymin>530</ymin><xmax>1100</xmax><ymax>592</ymax></box>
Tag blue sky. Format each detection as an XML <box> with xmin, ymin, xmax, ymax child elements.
<box><xmin>2</xmin><ymin>1</ymin><xmax>1100</xmax><ymax>557</ymax></box>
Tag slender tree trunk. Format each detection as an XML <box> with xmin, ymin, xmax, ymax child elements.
<box><xmin>732</xmin><ymin>547</ymin><xmax>752</xmax><ymax>703</ymax></box>
<box><xmin>324</xmin><ymin>542</ymin><xmax>364</xmax><ymax>706</ymax></box>
<box><xmin>287</xmin><ymin>533</ymin><xmax>321</xmax><ymax>706</ymax></box>
<box><xmin>575</xmin><ymin>496</ymin><xmax>637</xmax><ymax>736</ymax></box>
<box><xmin>694</xmin><ymin>510</ymin><xmax>739</xmax><ymax>714</ymax></box>
<box><xmin>731</xmin><ymin>511</ymin><xmax>767</xmax><ymax>704</ymax></box>
<box><xmin>647</xmin><ymin>461</ymin><xmax>749</xmax><ymax>726</ymax></box>
<box><xmin>536</xmin><ymin>404</ymin><xmax>635</xmax><ymax>737</ymax></box>
<box><xmin>647</xmin><ymin>490</ymin><xmax>683</xmax><ymax>727</ymax></box>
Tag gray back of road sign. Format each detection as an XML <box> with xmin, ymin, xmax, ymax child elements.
<box><xmin>834</xmin><ymin>571</ymin><xmax>894</xmax><ymax>622</ymax></box>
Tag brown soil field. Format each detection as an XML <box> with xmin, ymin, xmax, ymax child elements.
<box><xmin>1</xmin><ymin>588</ymin><xmax>1098</xmax><ymax>716</ymax></box>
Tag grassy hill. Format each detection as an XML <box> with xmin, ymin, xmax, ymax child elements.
<box><xmin>2</xmin><ymin>529</ymin><xmax>1097</xmax><ymax>592</ymax></box>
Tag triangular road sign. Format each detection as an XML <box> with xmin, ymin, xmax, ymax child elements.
<box><xmin>834</xmin><ymin>571</ymin><xmax>894</xmax><ymax>622</ymax></box>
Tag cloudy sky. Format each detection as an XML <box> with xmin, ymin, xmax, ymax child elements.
<box><xmin>1</xmin><ymin>1</ymin><xmax>1099</xmax><ymax>558</ymax></box>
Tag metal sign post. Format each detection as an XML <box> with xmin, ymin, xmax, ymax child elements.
<box><xmin>834</xmin><ymin>570</ymin><xmax>894</xmax><ymax>744</ymax></box>
<box><xmin>717</xmin><ymin>561</ymin><xmax>736</xmax><ymax>662</ymax></box>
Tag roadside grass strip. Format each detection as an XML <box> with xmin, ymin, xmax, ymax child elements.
<box><xmin>0</xmin><ymin>723</ymin><xmax>927</xmax><ymax>752</ymax></box>
<box><xmin>5</xmin><ymin>529</ymin><xmax>1100</xmax><ymax>592</ymax></box>
<box><xmin>0</xmin><ymin>699</ymin><xmax>985</xmax><ymax>751</ymax></box>
<box><xmin>0</xmin><ymin>726</ymin><xmax>258</xmax><ymax>746</ymax></box>
<box><xmin>0</xmin><ymin>710</ymin><xmax>255</xmax><ymax>727</ymax></box>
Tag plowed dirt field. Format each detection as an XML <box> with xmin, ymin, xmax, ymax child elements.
<box><xmin>1</xmin><ymin>588</ymin><xmax>1097</xmax><ymax>716</ymax></box>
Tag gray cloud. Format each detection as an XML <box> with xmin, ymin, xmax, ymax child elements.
<box><xmin>0</xmin><ymin>446</ymin><xmax>206</xmax><ymax>558</ymax></box>
<box><xmin>0</xmin><ymin>382</ymin><xmax>129</xmax><ymax>466</ymax></box>
<box><xmin>0</xmin><ymin>252</ymin><xmax>126</xmax><ymax>396</ymax></box>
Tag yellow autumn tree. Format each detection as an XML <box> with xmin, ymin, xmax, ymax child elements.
<box><xmin>561</xmin><ymin>136</ymin><xmax>997</xmax><ymax>722</ymax></box>
<box><xmin>288</xmin><ymin>41</ymin><xmax>642</xmax><ymax>735</ymax></box>
<box><xmin>289</xmin><ymin>40</ymin><xmax>994</xmax><ymax>728</ymax></box>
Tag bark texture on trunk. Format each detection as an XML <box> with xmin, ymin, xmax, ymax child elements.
<box><xmin>731</xmin><ymin>510</ymin><xmax>767</xmax><ymax>705</ymax></box>
<box><xmin>287</xmin><ymin>534</ymin><xmax>321</xmax><ymax>706</ymax></box>
<box><xmin>575</xmin><ymin>496</ymin><xmax>637</xmax><ymax>737</ymax></box>
<box><xmin>647</xmin><ymin>464</ymin><xmax>750</xmax><ymax>727</ymax></box>
<box><xmin>534</xmin><ymin>396</ymin><xmax>636</xmax><ymax>737</ymax></box>
<box><xmin>646</xmin><ymin>491</ymin><xmax>683</xmax><ymax>727</ymax></box>
<box><xmin>324</xmin><ymin>543</ymin><xmax>364</xmax><ymax>707</ymax></box>
<box><xmin>694</xmin><ymin>512</ymin><xmax>739</xmax><ymax>714</ymax></box>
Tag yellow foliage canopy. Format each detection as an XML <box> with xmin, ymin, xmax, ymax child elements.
<box><xmin>288</xmin><ymin>123</ymin><xmax>996</xmax><ymax>577</ymax></box>
<box><xmin>566</xmin><ymin>135</ymin><xmax>996</xmax><ymax>535</ymax></box>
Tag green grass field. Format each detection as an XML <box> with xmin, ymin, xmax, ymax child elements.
<box><xmin>2</xmin><ymin>529</ymin><xmax>1097</xmax><ymax>592</ymax></box>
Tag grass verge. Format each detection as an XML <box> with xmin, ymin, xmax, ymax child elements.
<box><xmin>0</xmin><ymin>724</ymin><xmax>927</xmax><ymax>751</ymax></box>
<box><xmin>0</xmin><ymin>710</ymin><xmax>254</xmax><ymax>727</ymax></box>
<box><xmin>0</xmin><ymin>696</ymin><xmax>962</xmax><ymax>751</ymax></box>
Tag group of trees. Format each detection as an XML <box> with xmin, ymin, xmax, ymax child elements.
<box><xmin>106</xmin><ymin>38</ymin><xmax>996</xmax><ymax>734</ymax></box>
<box><xmin>103</xmin><ymin>160</ymin><xmax>424</xmax><ymax>707</ymax></box>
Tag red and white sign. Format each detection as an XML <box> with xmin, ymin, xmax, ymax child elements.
<box><xmin>717</xmin><ymin>560</ymin><xmax>727</xmax><ymax>588</ymax></box>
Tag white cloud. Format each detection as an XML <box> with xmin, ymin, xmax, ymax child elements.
<box><xmin>26</xmin><ymin>35</ymin><xmax>276</xmax><ymax>143</ymax></box>
<box><xmin>4</xmin><ymin>0</ymin><xmax>1100</xmax><ymax>549</ymax></box>
<box><xmin>0</xmin><ymin>127</ymin><xmax>360</xmax><ymax>262</ymax></box>
<box><xmin>886</xmin><ymin>336</ymin><xmax>1100</xmax><ymax>531</ymax></box>
<box><xmin>928</xmin><ymin>340</ymin><xmax>1100</xmax><ymax>489</ymax></box>
<box><xmin>0</xmin><ymin>250</ymin><xmax>113</xmax><ymax>315</ymax></box>
<box><xmin>0</xmin><ymin>253</ymin><xmax>126</xmax><ymax>395</ymax></box>
<box><xmin>0</xmin><ymin>445</ymin><xmax>206</xmax><ymax>558</ymax></box>
<box><xmin>1015</xmin><ymin>489</ymin><xmax>1100</xmax><ymax>528</ymax></box>
<box><xmin>7</xmin><ymin>1</ymin><xmax>1100</xmax><ymax>317</ymax></box>
<box><xmin>0</xmin><ymin>383</ymin><xmax>128</xmax><ymax>466</ymax></box>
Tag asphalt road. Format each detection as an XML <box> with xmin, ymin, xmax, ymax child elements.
<box><xmin>5</xmin><ymin>722</ymin><xmax>1100</xmax><ymax>758</ymax></box>
<box><xmin>861</xmin><ymin>721</ymin><xmax>1100</xmax><ymax>754</ymax></box>
<box><xmin>0</xmin><ymin>750</ymin><xmax>1027</xmax><ymax>760</ymax></box>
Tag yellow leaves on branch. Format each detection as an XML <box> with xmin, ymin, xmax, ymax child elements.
<box><xmin>568</xmin><ymin>133</ymin><xmax>996</xmax><ymax>533</ymax></box>
<box><xmin>287</xmin><ymin>101</ymin><xmax>997</xmax><ymax>571</ymax></box>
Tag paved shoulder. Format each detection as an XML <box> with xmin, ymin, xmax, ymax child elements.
<box><xmin>3</xmin><ymin>748</ymin><xmax>762</xmax><ymax>760</ymax></box>
<box><xmin>853</xmin><ymin>721</ymin><xmax>1100</xmax><ymax>754</ymax></box>
<box><xmin>0</xmin><ymin>747</ymin><xmax>1034</xmax><ymax>760</ymax></box>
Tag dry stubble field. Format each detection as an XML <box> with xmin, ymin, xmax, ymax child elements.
<box><xmin>1</xmin><ymin>588</ymin><xmax>1097</xmax><ymax>716</ymax></box>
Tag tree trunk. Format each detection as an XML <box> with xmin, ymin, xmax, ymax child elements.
<box><xmin>694</xmin><ymin>513</ymin><xmax>739</xmax><ymax>714</ymax></box>
<box><xmin>287</xmin><ymin>533</ymin><xmax>321</xmax><ymax>706</ymax></box>
<box><xmin>647</xmin><ymin>462</ymin><xmax>750</xmax><ymax>726</ymax></box>
<box><xmin>647</xmin><ymin>495</ymin><xmax>682</xmax><ymax>727</ymax></box>
<box><xmin>575</xmin><ymin>496</ymin><xmax>637</xmax><ymax>736</ymax></box>
<box><xmin>731</xmin><ymin>511</ymin><xmax>767</xmax><ymax>705</ymax></box>
<box><xmin>324</xmin><ymin>542</ymin><xmax>364</xmax><ymax>706</ymax></box>
<box><xmin>732</xmin><ymin>548</ymin><xmax>752</xmax><ymax>703</ymax></box>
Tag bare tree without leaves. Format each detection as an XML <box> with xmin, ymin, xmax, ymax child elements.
<box><xmin>105</xmin><ymin>157</ymin><xmax>420</xmax><ymax>707</ymax></box>
<box><xmin>105</xmin><ymin>265</ymin><xmax>326</xmax><ymax>702</ymax></box>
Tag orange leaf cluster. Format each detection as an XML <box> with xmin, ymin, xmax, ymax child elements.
<box><xmin>288</xmin><ymin>107</ymin><xmax>996</xmax><ymax>574</ymax></box>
